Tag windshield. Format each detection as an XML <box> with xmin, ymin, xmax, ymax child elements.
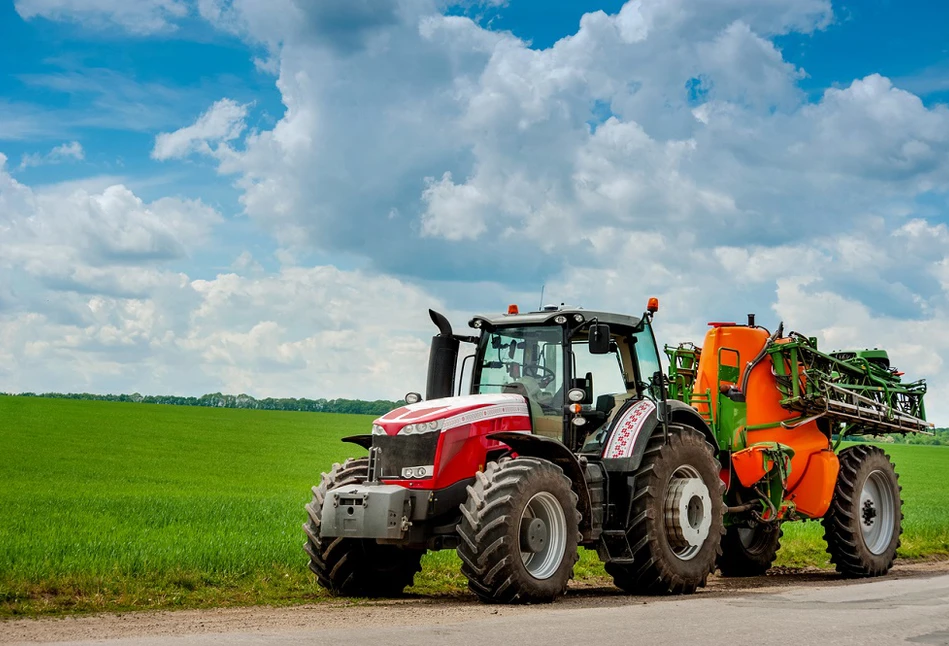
<box><xmin>473</xmin><ymin>326</ymin><xmax>565</xmax><ymax>415</ymax></box>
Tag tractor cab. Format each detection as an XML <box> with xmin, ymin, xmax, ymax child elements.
<box><xmin>462</xmin><ymin>305</ymin><xmax>664</xmax><ymax>450</ymax></box>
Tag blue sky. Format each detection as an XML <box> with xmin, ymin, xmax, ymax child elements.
<box><xmin>6</xmin><ymin>0</ymin><xmax>946</xmax><ymax>199</ymax></box>
<box><xmin>2</xmin><ymin>0</ymin><xmax>949</xmax><ymax>418</ymax></box>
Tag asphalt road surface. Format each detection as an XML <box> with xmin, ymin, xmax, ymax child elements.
<box><xmin>5</xmin><ymin>571</ymin><xmax>949</xmax><ymax>646</ymax></box>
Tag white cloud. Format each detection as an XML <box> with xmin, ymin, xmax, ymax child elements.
<box><xmin>14</xmin><ymin>0</ymin><xmax>188</xmax><ymax>34</ymax></box>
<box><xmin>8</xmin><ymin>0</ymin><xmax>949</xmax><ymax>424</ymax></box>
<box><xmin>19</xmin><ymin>140</ymin><xmax>84</xmax><ymax>169</ymax></box>
<box><xmin>139</xmin><ymin>0</ymin><xmax>949</xmax><ymax>419</ymax></box>
<box><xmin>152</xmin><ymin>99</ymin><xmax>250</xmax><ymax>161</ymax></box>
<box><xmin>0</xmin><ymin>152</ymin><xmax>445</xmax><ymax>400</ymax></box>
<box><xmin>0</xmin><ymin>154</ymin><xmax>221</xmax><ymax>295</ymax></box>
<box><xmin>51</xmin><ymin>140</ymin><xmax>85</xmax><ymax>160</ymax></box>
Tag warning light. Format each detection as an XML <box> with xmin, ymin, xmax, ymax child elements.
<box><xmin>508</xmin><ymin>304</ymin><xmax>519</xmax><ymax>315</ymax></box>
<box><xmin>647</xmin><ymin>297</ymin><xmax>659</xmax><ymax>313</ymax></box>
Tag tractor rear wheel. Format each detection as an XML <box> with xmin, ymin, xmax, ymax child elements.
<box><xmin>303</xmin><ymin>457</ymin><xmax>424</xmax><ymax>596</ymax></box>
<box><xmin>606</xmin><ymin>424</ymin><xmax>724</xmax><ymax>595</ymax></box>
<box><xmin>456</xmin><ymin>457</ymin><xmax>580</xmax><ymax>604</ymax></box>
<box><xmin>822</xmin><ymin>445</ymin><xmax>902</xmax><ymax>577</ymax></box>
<box><xmin>717</xmin><ymin>522</ymin><xmax>782</xmax><ymax>577</ymax></box>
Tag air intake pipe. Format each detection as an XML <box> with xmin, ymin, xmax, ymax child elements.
<box><xmin>426</xmin><ymin>309</ymin><xmax>459</xmax><ymax>401</ymax></box>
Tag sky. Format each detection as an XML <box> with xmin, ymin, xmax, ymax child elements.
<box><xmin>2</xmin><ymin>0</ymin><xmax>949</xmax><ymax>419</ymax></box>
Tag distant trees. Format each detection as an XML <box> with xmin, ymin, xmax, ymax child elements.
<box><xmin>3</xmin><ymin>389</ymin><xmax>945</xmax><ymax>441</ymax></box>
<box><xmin>887</xmin><ymin>428</ymin><xmax>949</xmax><ymax>446</ymax></box>
<box><xmin>0</xmin><ymin>391</ymin><xmax>402</xmax><ymax>416</ymax></box>
<box><xmin>836</xmin><ymin>428</ymin><xmax>949</xmax><ymax>447</ymax></box>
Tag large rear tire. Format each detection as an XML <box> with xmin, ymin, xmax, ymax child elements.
<box><xmin>717</xmin><ymin>522</ymin><xmax>782</xmax><ymax>577</ymax></box>
<box><xmin>606</xmin><ymin>424</ymin><xmax>725</xmax><ymax>595</ymax></box>
<box><xmin>303</xmin><ymin>457</ymin><xmax>424</xmax><ymax>596</ymax></box>
<box><xmin>456</xmin><ymin>457</ymin><xmax>580</xmax><ymax>604</ymax></box>
<box><xmin>822</xmin><ymin>445</ymin><xmax>902</xmax><ymax>577</ymax></box>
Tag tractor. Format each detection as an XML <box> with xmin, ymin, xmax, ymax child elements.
<box><xmin>303</xmin><ymin>302</ymin><xmax>930</xmax><ymax>603</ymax></box>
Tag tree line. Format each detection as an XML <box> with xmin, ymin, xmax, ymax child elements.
<box><xmin>0</xmin><ymin>391</ymin><xmax>403</xmax><ymax>416</ymax></box>
<box><xmin>837</xmin><ymin>428</ymin><xmax>949</xmax><ymax>446</ymax></box>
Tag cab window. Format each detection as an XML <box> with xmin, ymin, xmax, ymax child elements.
<box><xmin>634</xmin><ymin>322</ymin><xmax>663</xmax><ymax>400</ymax></box>
<box><xmin>572</xmin><ymin>340</ymin><xmax>627</xmax><ymax>406</ymax></box>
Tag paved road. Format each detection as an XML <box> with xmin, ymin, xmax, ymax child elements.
<box><xmin>7</xmin><ymin>573</ymin><xmax>949</xmax><ymax>646</ymax></box>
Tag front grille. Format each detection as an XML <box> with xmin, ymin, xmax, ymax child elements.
<box><xmin>373</xmin><ymin>433</ymin><xmax>440</xmax><ymax>479</ymax></box>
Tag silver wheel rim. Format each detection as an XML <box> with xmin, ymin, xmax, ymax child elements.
<box><xmin>737</xmin><ymin>526</ymin><xmax>755</xmax><ymax>549</ymax></box>
<box><xmin>519</xmin><ymin>491</ymin><xmax>567</xmax><ymax>580</ymax></box>
<box><xmin>860</xmin><ymin>469</ymin><xmax>895</xmax><ymax>555</ymax></box>
<box><xmin>663</xmin><ymin>465</ymin><xmax>712</xmax><ymax>561</ymax></box>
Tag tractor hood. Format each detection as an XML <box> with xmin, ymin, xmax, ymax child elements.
<box><xmin>373</xmin><ymin>393</ymin><xmax>530</xmax><ymax>436</ymax></box>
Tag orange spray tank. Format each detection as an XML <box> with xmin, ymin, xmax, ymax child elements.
<box><xmin>692</xmin><ymin>322</ymin><xmax>839</xmax><ymax>518</ymax></box>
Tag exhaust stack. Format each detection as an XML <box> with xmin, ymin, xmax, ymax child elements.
<box><xmin>426</xmin><ymin>309</ymin><xmax>459</xmax><ymax>401</ymax></box>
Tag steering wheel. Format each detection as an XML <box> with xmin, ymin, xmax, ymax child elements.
<box><xmin>523</xmin><ymin>363</ymin><xmax>556</xmax><ymax>388</ymax></box>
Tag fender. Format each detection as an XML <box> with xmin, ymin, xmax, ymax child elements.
<box><xmin>600</xmin><ymin>399</ymin><xmax>716</xmax><ymax>474</ymax></box>
<box><xmin>488</xmin><ymin>431</ymin><xmax>594</xmax><ymax>539</ymax></box>
<box><xmin>341</xmin><ymin>434</ymin><xmax>373</xmax><ymax>449</ymax></box>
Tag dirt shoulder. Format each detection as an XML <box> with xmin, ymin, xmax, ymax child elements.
<box><xmin>5</xmin><ymin>560</ymin><xmax>949</xmax><ymax>645</ymax></box>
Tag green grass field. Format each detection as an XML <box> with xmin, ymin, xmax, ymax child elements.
<box><xmin>1</xmin><ymin>396</ymin><xmax>947</xmax><ymax>617</ymax></box>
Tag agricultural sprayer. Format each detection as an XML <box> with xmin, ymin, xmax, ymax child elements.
<box><xmin>304</xmin><ymin>302</ymin><xmax>931</xmax><ymax>602</ymax></box>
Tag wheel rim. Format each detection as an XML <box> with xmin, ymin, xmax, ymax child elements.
<box><xmin>519</xmin><ymin>491</ymin><xmax>567</xmax><ymax>580</ymax></box>
<box><xmin>737</xmin><ymin>527</ymin><xmax>755</xmax><ymax>549</ymax></box>
<box><xmin>860</xmin><ymin>469</ymin><xmax>895</xmax><ymax>555</ymax></box>
<box><xmin>663</xmin><ymin>465</ymin><xmax>712</xmax><ymax>561</ymax></box>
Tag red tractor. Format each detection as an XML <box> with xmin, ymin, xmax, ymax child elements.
<box><xmin>304</xmin><ymin>303</ymin><xmax>926</xmax><ymax>603</ymax></box>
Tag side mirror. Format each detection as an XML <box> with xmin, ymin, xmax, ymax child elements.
<box><xmin>589</xmin><ymin>323</ymin><xmax>611</xmax><ymax>354</ymax></box>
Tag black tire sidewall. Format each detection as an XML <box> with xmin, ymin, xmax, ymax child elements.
<box><xmin>457</xmin><ymin>457</ymin><xmax>580</xmax><ymax>603</ymax></box>
<box><xmin>304</xmin><ymin>458</ymin><xmax>423</xmax><ymax>596</ymax></box>
<box><xmin>650</xmin><ymin>431</ymin><xmax>725</xmax><ymax>581</ymax></box>
<box><xmin>846</xmin><ymin>449</ymin><xmax>901</xmax><ymax>570</ymax></box>
<box><xmin>505</xmin><ymin>462</ymin><xmax>580</xmax><ymax>597</ymax></box>
<box><xmin>718</xmin><ymin>522</ymin><xmax>781</xmax><ymax>576</ymax></box>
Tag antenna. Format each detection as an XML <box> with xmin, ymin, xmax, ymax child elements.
<box><xmin>538</xmin><ymin>284</ymin><xmax>545</xmax><ymax>310</ymax></box>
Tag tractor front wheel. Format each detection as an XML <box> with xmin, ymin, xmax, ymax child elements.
<box><xmin>717</xmin><ymin>522</ymin><xmax>782</xmax><ymax>577</ymax></box>
<box><xmin>456</xmin><ymin>457</ymin><xmax>580</xmax><ymax>604</ymax></box>
<box><xmin>822</xmin><ymin>445</ymin><xmax>902</xmax><ymax>577</ymax></box>
<box><xmin>303</xmin><ymin>457</ymin><xmax>424</xmax><ymax>596</ymax></box>
<box><xmin>606</xmin><ymin>424</ymin><xmax>725</xmax><ymax>594</ymax></box>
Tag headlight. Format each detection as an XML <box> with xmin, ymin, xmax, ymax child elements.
<box><xmin>554</xmin><ymin>315</ymin><xmax>567</xmax><ymax>324</ymax></box>
<box><xmin>399</xmin><ymin>419</ymin><xmax>443</xmax><ymax>435</ymax></box>
<box><xmin>371</xmin><ymin>424</ymin><xmax>386</xmax><ymax>435</ymax></box>
<box><xmin>401</xmin><ymin>465</ymin><xmax>433</xmax><ymax>479</ymax></box>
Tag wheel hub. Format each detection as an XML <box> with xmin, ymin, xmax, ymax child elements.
<box><xmin>862</xmin><ymin>499</ymin><xmax>877</xmax><ymax>526</ymax></box>
<box><xmin>664</xmin><ymin>471</ymin><xmax>712</xmax><ymax>561</ymax></box>
<box><xmin>521</xmin><ymin>517</ymin><xmax>548</xmax><ymax>553</ymax></box>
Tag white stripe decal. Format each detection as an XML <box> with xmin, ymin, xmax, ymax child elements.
<box><xmin>603</xmin><ymin>400</ymin><xmax>657</xmax><ymax>459</ymax></box>
<box><xmin>441</xmin><ymin>402</ymin><xmax>530</xmax><ymax>431</ymax></box>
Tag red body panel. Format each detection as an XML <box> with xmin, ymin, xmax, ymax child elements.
<box><xmin>375</xmin><ymin>394</ymin><xmax>532</xmax><ymax>490</ymax></box>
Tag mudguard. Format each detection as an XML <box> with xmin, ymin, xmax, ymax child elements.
<box><xmin>598</xmin><ymin>399</ymin><xmax>714</xmax><ymax>474</ymax></box>
<box><xmin>341</xmin><ymin>434</ymin><xmax>373</xmax><ymax>449</ymax></box>
<box><xmin>488</xmin><ymin>431</ymin><xmax>594</xmax><ymax>538</ymax></box>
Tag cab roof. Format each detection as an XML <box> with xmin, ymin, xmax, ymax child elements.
<box><xmin>469</xmin><ymin>306</ymin><xmax>642</xmax><ymax>333</ymax></box>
